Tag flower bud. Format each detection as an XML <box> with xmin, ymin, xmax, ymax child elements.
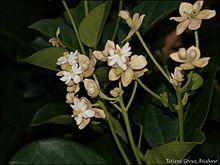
<box><xmin>178</xmin><ymin>48</ymin><xmax>187</xmax><ymax>60</ymax></box>
<box><xmin>110</xmin><ymin>87</ymin><xmax>123</xmax><ymax>97</ymax></box>
<box><xmin>118</xmin><ymin>10</ymin><xmax>130</xmax><ymax>20</ymax></box>
<box><xmin>66</xmin><ymin>93</ymin><xmax>74</xmax><ymax>104</ymax></box>
<box><xmin>84</xmin><ymin>79</ymin><xmax>100</xmax><ymax>98</ymax></box>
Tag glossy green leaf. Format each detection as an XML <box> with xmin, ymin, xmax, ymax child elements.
<box><xmin>30</xmin><ymin>102</ymin><xmax>72</xmax><ymax>127</ymax></box>
<box><xmin>10</xmin><ymin>138</ymin><xmax>107</xmax><ymax>164</ymax></box>
<box><xmin>79</xmin><ymin>1</ymin><xmax>111</xmax><ymax>47</ymax></box>
<box><xmin>132</xmin><ymin>1</ymin><xmax>180</xmax><ymax>34</ymax></box>
<box><xmin>134</xmin><ymin>83</ymin><xmax>178</xmax><ymax>148</ymax></box>
<box><xmin>29</xmin><ymin>19</ymin><xmax>78</xmax><ymax>50</ymax></box>
<box><xmin>184</xmin><ymin>64</ymin><xmax>218</xmax><ymax>140</ymax></box>
<box><xmin>20</xmin><ymin>47</ymin><xmax>66</xmax><ymax>71</ymax></box>
<box><xmin>190</xmin><ymin>73</ymin><xmax>203</xmax><ymax>90</ymax></box>
<box><xmin>145</xmin><ymin>134</ymin><xmax>205</xmax><ymax>165</ymax></box>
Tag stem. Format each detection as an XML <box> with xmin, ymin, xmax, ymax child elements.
<box><xmin>62</xmin><ymin>0</ymin><xmax>86</xmax><ymax>55</ymax></box>
<box><xmin>194</xmin><ymin>31</ymin><xmax>199</xmax><ymax>48</ymax></box>
<box><xmin>138</xmin><ymin>125</ymin><xmax>143</xmax><ymax>149</ymax></box>
<box><xmin>136</xmin><ymin>78</ymin><xmax>161</xmax><ymax>101</ymax></box>
<box><xmin>180</xmin><ymin>71</ymin><xmax>193</xmax><ymax>93</ymax></box>
<box><xmin>119</xmin><ymin>96</ymin><xmax>142</xmax><ymax>164</ymax></box>
<box><xmin>84</xmin><ymin>0</ymin><xmax>89</xmax><ymax>16</ymax></box>
<box><xmin>111</xmin><ymin>0</ymin><xmax>123</xmax><ymax>41</ymax></box>
<box><xmin>126</xmin><ymin>81</ymin><xmax>137</xmax><ymax>110</ymax></box>
<box><xmin>176</xmin><ymin>89</ymin><xmax>184</xmax><ymax>141</ymax></box>
<box><xmin>98</xmin><ymin>101</ymin><xmax>131</xmax><ymax>164</ymax></box>
<box><xmin>136</xmin><ymin>31</ymin><xmax>170</xmax><ymax>81</ymax></box>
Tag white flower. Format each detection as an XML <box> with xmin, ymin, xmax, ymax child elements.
<box><xmin>170</xmin><ymin>67</ymin><xmax>184</xmax><ymax>88</ymax></box>
<box><xmin>70</xmin><ymin>97</ymin><xmax>105</xmax><ymax>129</ymax></box>
<box><xmin>169</xmin><ymin>46</ymin><xmax>210</xmax><ymax>70</ymax></box>
<box><xmin>70</xmin><ymin>97</ymin><xmax>95</xmax><ymax>129</ymax></box>
<box><xmin>107</xmin><ymin>42</ymin><xmax>132</xmax><ymax>70</ymax></box>
<box><xmin>56</xmin><ymin>50</ymin><xmax>78</xmax><ymax>66</ymax></box>
<box><xmin>170</xmin><ymin>1</ymin><xmax>216</xmax><ymax>35</ymax></box>
<box><xmin>59</xmin><ymin>64</ymin><xmax>82</xmax><ymax>84</ymax></box>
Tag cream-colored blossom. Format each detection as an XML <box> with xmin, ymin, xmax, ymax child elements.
<box><xmin>70</xmin><ymin>97</ymin><xmax>105</xmax><ymax>129</ymax></box>
<box><xmin>107</xmin><ymin>42</ymin><xmax>132</xmax><ymax>70</ymax></box>
<box><xmin>170</xmin><ymin>1</ymin><xmax>216</xmax><ymax>35</ymax></box>
<box><xmin>119</xmin><ymin>10</ymin><xmax>145</xmax><ymax>41</ymax></box>
<box><xmin>84</xmin><ymin>79</ymin><xmax>100</xmax><ymax>98</ymax></box>
<box><xmin>109</xmin><ymin>55</ymin><xmax>148</xmax><ymax>87</ymax></box>
<box><xmin>170</xmin><ymin>67</ymin><xmax>184</xmax><ymax>88</ymax></box>
<box><xmin>110</xmin><ymin>87</ymin><xmax>123</xmax><ymax>97</ymax></box>
<box><xmin>169</xmin><ymin>46</ymin><xmax>210</xmax><ymax>70</ymax></box>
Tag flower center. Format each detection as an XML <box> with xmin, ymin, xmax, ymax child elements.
<box><xmin>115</xmin><ymin>50</ymin><xmax>123</xmax><ymax>56</ymax></box>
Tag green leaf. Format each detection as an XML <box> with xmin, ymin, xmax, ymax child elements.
<box><xmin>30</xmin><ymin>102</ymin><xmax>72</xmax><ymax>127</ymax></box>
<box><xmin>184</xmin><ymin>64</ymin><xmax>218</xmax><ymax>141</ymax></box>
<box><xmin>20</xmin><ymin>47</ymin><xmax>66</xmax><ymax>71</ymax></box>
<box><xmin>190</xmin><ymin>73</ymin><xmax>203</xmax><ymax>90</ymax></box>
<box><xmin>110</xmin><ymin>114</ymin><xmax>128</xmax><ymax>143</ymax></box>
<box><xmin>132</xmin><ymin>1</ymin><xmax>180</xmax><ymax>34</ymax></box>
<box><xmin>141</xmin><ymin>103</ymin><xmax>178</xmax><ymax>148</ymax></box>
<box><xmin>145</xmin><ymin>135</ymin><xmax>205</xmax><ymax>164</ymax></box>
<box><xmin>79</xmin><ymin>1</ymin><xmax>112</xmax><ymax>47</ymax></box>
<box><xmin>29</xmin><ymin>19</ymin><xmax>57</xmax><ymax>38</ymax></box>
<box><xmin>10</xmin><ymin>138</ymin><xmax>107</xmax><ymax>164</ymax></box>
<box><xmin>90</xmin><ymin>135</ymin><xmax>122</xmax><ymax>164</ymax></box>
<box><xmin>29</xmin><ymin>19</ymin><xmax>78</xmax><ymax>50</ymax></box>
<box><xmin>134</xmin><ymin>83</ymin><xmax>178</xmax><ymax>148</ymax></box>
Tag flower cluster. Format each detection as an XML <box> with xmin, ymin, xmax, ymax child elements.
<box><xmin>56</xmin><ymin>50</ymin><xmax>105</xmax><ymax>129</ymax></box>
<box><xmin>169</xmin><ymin>0</ymin><xmax>214</xmax><ymax>88</ymax></box>
<box><xmin>93</xmin><ymin>40</ymin><xmax>148</xmax><ymax>87</ymax></box>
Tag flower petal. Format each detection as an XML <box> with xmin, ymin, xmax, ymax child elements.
<box><xmin>78</xmin><ymin>54</ymin><xmax>90</xmax><ymax>71</ymax></box>
<box><xmin>109</xmin><ymin>68</ymin><xmax>121</xmax><ymax>81</ymax></box>
<box><xmin>188</xmin><ymin>18</ymin><xmax>202</xmax><ymax>30</ymax></box>
<box><xmin>118</xmin><ymin>10</ymin><xmax>130</xmax><ymax>20</ymax></box>
<box><xmin>93</xmin><ymin>50</ymin><xmax>107</xmax><ymax>61</ymax></box>
<box><xmin>196</xmin><ymin>10</ymin><xmax>216</xmax><ymax>20</ymax></box>
<box><xmin>179</xmin><ymin>2</ymin><xmax>193</xmax><ymax>17</ymax></box>
<box><xmin>193</xmin><ymin>0</ymin><xmax>204</xmax><ymax>15</ymax></box>
<box><xmin>180</xmin><ymin>62</ymin><xmax>195</xmax><ymax>70</ymax></box>
<box><xmin>169</xmin><ymin>52</ymin><xmax>186</xmax><ymax>63</ymax></box>
<box><xmin>105</xmin><ymin>40</ymin><xmax>115</xmax><ymax>51</ymax></box>
<box><xmin>186</xmin><ymin>45</ymin><xmax>200</xmax><ymax>59</ymax></box>
<box><xmin>192</xmin><ymin>57</ymin><xmax>210</xmax><ymax>68</ymax></box>
<box><xmin>78</xmin><ymin>118</ymin><xmax>90</xmax><ymax>129</ymax></box>
<box><xmin>121</xmin><ymin>68</ymin><xmax>134</xmax><ymax>87</ymax></box>
<box><xmin>176</xmin><ymin>19</ymin><xmax>189</xmax><ymax>35</ymax></box>
<box><xmin>93</xmin><ymin>108</ymin><xmax>106</xmax><ymax>119</ymax></box>
<box><xmin>170</xmin><ymin>16</ymin><xmax>187</xmax><ymax>22</ymax></box>
<box><xmin>84</xmin><ymin>109</ymin><xmax>95</xmax><ymax>118</ymax></box>
<box><xmin>134</xmin><ymin>68</ymin><xmax>148</xmax><ymax>78</ymax></box>
<box><xmin>84</xmin><ymin>79</ymin><xmax>100</xmax><ymax>98</ymax></box>
<box><xmin>129</xmin><ymin>55</ymin><xmax>147</xmax><ymax>70</ymax></box>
